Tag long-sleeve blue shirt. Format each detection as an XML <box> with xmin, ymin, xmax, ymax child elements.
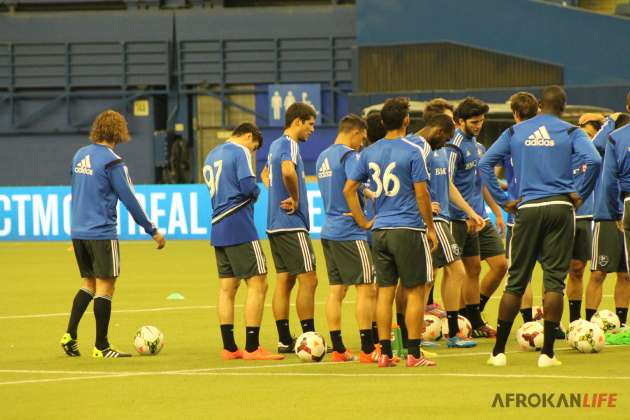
<box><xmin>592</xmin><ymin>117</ymin><xmax>622</xmax><ymax>220</ymax></box>
<box><xmin>602</xmin><ymin>125</ymin><xmax>630</xmax><ymax>218</ymax></box>
<box><xmin>479</xmin><ymin>114</ymin><xmax>601</xmax><ymax>207</ymax></box>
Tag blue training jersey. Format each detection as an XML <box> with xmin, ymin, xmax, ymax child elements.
<box><xmin>602</xmin><ymin>125</ymin><xmax>630</xmax><ymax>218</ymax></box>
<box><xmin>349</xmin><ymin>137</ymin><xmax>430</xmax><ymax>230</ymax></box>
<box><xmin>593</xmin><ymin>117</ymin><xmax>622</xmax><ymax>220</ymax></box>
<box><xmin>203</xmin><ymin>141</ymin><xmax>260</xmax><ymax>247</ymax></box>
<box><xmin>447</xmin><ymin>128</ymin><xmax>483</xmax><ymax>221</ymax></box>
<box><xmin>474</xmin><ymin>143</ymin><xmax>489</xmax><ymax>219</ymax></box>
<box><xmin>480</xmin><ymin>114</ymin><xmax>601</xmax><ymax>207</ymax></box>
<box><xmin>266</xmin><ymin>135</ymin><xmax>310</xmax><ymax>233</ymax></box>
<box><xmin>502</xmin><ymin>155</ymin><xmax>518</xmax><ymax>225</ymax></box>
<box><xmin>407</xmin><ymin>134</ymin><xmax>450</xmax><ymax>221</ymax></box>
<box><xmin>316</xmin><ymin>144</ymin><xmax>366</xmax><ymax>241</ymax></box>
<box><xmin>71</xmin><ymin>143</ymin><xmax>156</xmax><ymax>240</ymax></box>
<box><xmin>572</xmin><ymin>155</ymin><xmax>595</xmax><ymax>219</ymax></box>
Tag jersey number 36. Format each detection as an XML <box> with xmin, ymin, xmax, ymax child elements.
<box><xmin>369</xmin><ymin>162</ymin><xmax>400</xmax><ymax>197</ymax></box>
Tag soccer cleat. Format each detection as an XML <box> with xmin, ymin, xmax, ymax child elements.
<box><xmin>420</xmin><ymin>340</ymin><xmax>439</xmax><ymax>348</ymax></box>
<box><xmin>447</xmin><ymin>335</ymin><xmax>477</xmax><ymax>348</ymax></box>
<box><xmin>486</xmin><ymin>352</ymin><xmax>507</xmax><ymax>366</ymax></box>
<box><xmin>60</xmin><ymin>333</ymin><xmax>81</xmax><ymax>357</ymax></box>
<box><xmin>406</xmin><ymin>353</ymin><xmax>436</xmax><ymax>367</ymax></box>
<box><xmin>277</xmin><ymin>338</ymin><xmax>296</xmax><ymax>354</ymax></box>
<box><xmin>377</xmin><ymin>354</ymin><xmax>398</xmax><ymax>368</ymax></box>
<box><xmin>554</xmin><ymin>327</ymin><xmax>566</xmax><ymax>340</ymax></box>
<box><xmin>331</xmin><ymin>350</ymin><xmax>357</xmax><ymax>362</ymax></box>
<box><xmin>425</xmin><ymin>303</ymin><xmax>447</xmax><ymax>318</ymax></box>
<box><xmin>222</xmin><ymin>348</ymin><xmax>244</xmax><ymax>360</ymax></box>
<box><xmin>242</xmin><ymin>347</ymin><xmax>284</xmax><ymax>361</ymax></box>
<box><xmin>472</xmin><ymin>324</ymin><xmax>497</xmax><ymax>338</ymax></box>
<box><xmin>359</xmin><ymin>348</ymin><xmax>381</xmax><ymax>363</ymax></box>
<box><xmin>538</xmin><ymin>354</ymin><xmax>562</xmax><ymax>368</ymax></box>
<box><xmin>92</xmin><ymin>346</ymin><xmax>131</xmax><ymax>358</ymax></box>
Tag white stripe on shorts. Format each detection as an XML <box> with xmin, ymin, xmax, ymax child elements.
<box><xmin>355</xmin><ymin>240</ymin><xmax>371</xmax><ymax>284</ymax></box>
<box><xmin>252</xmin><ymin>240</ymin><xmax>266</xmax><ymax>275</ymax></box>
<box><xmin>421</xmin><ymin>232</ymin><xmax>433</xmax><ymax>284</ymax></box>
<box><xmin>435</xmin><ymin>222</ymin><xmax>454</xmax><ymax>262</ymax></box>
<box><xmin>297</xmin><ymin>232</ymin><xmax>313</xmax><ymax>272</ymax></box>
<box><xmin>590</xmin><ymin>222</ymin><xmax>600</xmax><ymax>271</ymax></box>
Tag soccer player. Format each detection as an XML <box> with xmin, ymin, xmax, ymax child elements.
<box><xmin>262</xmin><ymin>102</ymin><xmax>318</xmax><ymax>353</ymax></box>
<box><xmin>60</xmin><ymin>110</ymin><xmax>166</xmax><ymax>358</ymax></box>
<box><xmin>345</xmin><ymin>97</ymin><xmax>438</xmax><ymax>368</ymax></box>
<box><xmin>407</xmin><ymin>113</ymin><xmax>483</xmax><ymax>348</ymax></box>
<box><xmin>204</xmin><ymin>123</ymin><xmax>283</xmax><ymax>361</ymax></box>
<box><xmin>447</xmin><ymin>97</ymin><xmax>505</xmax><ymax>337</ymax></box>
<box><xmin>316</xmin><ymin>114</ymin><xmax>379</xmax><ymax>363</ymax></box>
<box><xmin>481</xmin><ymin>86</ymin><xmax>601</xmax><ymax>367</ymax></box>
<box><xmin>587</xmin><ymin>112</ymin><xmax>630</xmax><ymax>326</ymax></box>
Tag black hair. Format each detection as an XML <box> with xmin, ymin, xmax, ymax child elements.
<box><xmin>380</xmin><ymin>97</ymin><xmax>410</xmax><ymax>131</ymax></box>
<box><xmin>454</xmin><ymin>97</ymin><xmax>489</xmax><ymax>121</ymax></box>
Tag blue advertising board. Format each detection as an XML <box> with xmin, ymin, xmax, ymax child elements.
<box><xmin>267</xmin><ymin>84</ymin><xmax>321</xmax><ymax>126</ymax></box>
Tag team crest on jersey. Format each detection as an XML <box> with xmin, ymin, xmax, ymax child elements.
<box><xmin>318</xmin><ymin>158</ymin><xmax>332</xmax><ymax>178</ymax></box>
<box><xmin>466</xmin><ymin>150</ymin><xmax>471</xmax><ymax>157</ymax></box>
<box><xmin>74</xmin><ymin>155</ymin><xmax>93</xmax><ymax>175</ymax></box>
<box><xmin>598</xmin><ymin>255</ymin><xmax>609</xmax><ymax>267</ymax></box>
<box><xmin>451</xmin><ymin>243</ymin><xmax>461</xmax><ymax>257</ymax></box>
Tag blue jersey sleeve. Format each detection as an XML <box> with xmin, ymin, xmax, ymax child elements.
<box><xmin>239</xmin><ymin>177</ymin><xmax>260</xmax><ymax>201</ymax></box>
<box><xmin>349</xmin><ymin>152</ymin><xmax>370</xmax><ymax>183</ymax></box>
<box><xmin>278</xmin><ymin>138</ymin><xmax>298</xmax><ymax>165</ymax></box>
<box><xmin>479</xmin><ymin>129</ymin><xmax>511</xmax><ymax>207</ymax></box>
<box><xmin>571</xmin><ymin>128</ymin><xmax>602</xmax><ymax>200</ymax></box>
<box><xmin>601</xmin><ymin>137</ymin><xmax>622</xmax><ymax>219</ymax></box>
<box><xmin>108</xmin><ymin>163</ymin><xmax>157</xmax><ymax>236</ymax></box>
<box><xmin>410</xmin><ymin>149</ymin><xmax>429</xmax><ymax>183</ymax></box>
<box><xmin>592</xmin><ymin>117</ymin><xmax>615</xmax><ymax>155</ymax></box>
<box><xmin>236</xmin><ymin>148</ymin><xmax>255</xmax><ymax>181</ymax></box>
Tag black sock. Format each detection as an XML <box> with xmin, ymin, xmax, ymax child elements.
<box><xmin>616</xmin><ymin>307</ymin><xmax>628</xmax><ymax>325</ymax></box>
<box><xmin>408</xmin><ymin>338</ymin><xmax>421</xmax><ymax>358</ymax></box>
<box><xmin>427</xmin><ymin>286</ymin><xmax>435</xmax><ymax>305</ymax></box>
<box><xmin>380</xmin><ymin>339</ymin><xmax>392</xmax><ymax>358</ymax></box>
<box><xmin>585</xmin><ymin>308</ymin><xmax>596</xmax><ymax>322</ymax></box>
<box><xmin>447</xmin><ymin>311</ymin><xmax>459</xmax><ymax>338</ymax></box>
<box><xmin>569</xmin><ymin>300</ymin><xmax>582</xmax><ymax>322</ymax></box>
<box><xmin>330</xmin><ymin>330</ymin><xmax>345</xmax><ymax>353</ymax></box>
<box><xmin>542</xmin><ymin>320</ymin><xmax>559</xmax><ymax>358</ymax></box>
<box><xmin>396</xmin><ymin>313</ymin><xmax>408</xmax><ymax>347</ymax></box>
<box><xmin>66</xmin><ymin>288</ymin><xmax>94</xmax><ymax>339</ymax></box>
<box><xmin>492</xmin><ymin>319</ymin><xmax>513</xmax><ymax>356</ymax></box>
<box><xmin>220</xmin><ymin>324</ymin><xmax>237</xmax><ymax>352</ymax></box>
<box><xmin>93</xmin><ymin>295</ymin><xmax>112</xmax><ymax>350</ymax></box>
<box><xmin>360</xmin><ymin>329</ymin><xmax>375</xmax><ymax>354</ymax></box>
<box><xmin>275</xmin><ymin>319</ymin><xmax>292</xmax><ymax>345</ymax></box>
<box><xmin>520</xmin><ymin>308</ymin><xmax>533</xmax><ymax>323</ymax></box>
<box><xmin>479</xmin><ymin>294</ymin><xmax>490</xmax><ymax>313</ymax></box>
<box><xmin>371</xmin><ymin>322</ymin><xmax>379</xmax><ymax>345</ymax></box>
<box><xmin>245</xmin><ymin>326</ymin><xmax>260</xmax><ymax>353</ymax></box>
<box><xmin>300</xmin><ymin>318</ymin><xmax>314</xmax><ymax>333</ymax></box>
<box><xmin>466</xmin><ymin>304</ymin><xmax>484</xmax><ymax>329</ymax></box>
<box><xmin>459</xmin><ymin>307</ymin><xmax>469</xmax><ymax>319</ymax></box>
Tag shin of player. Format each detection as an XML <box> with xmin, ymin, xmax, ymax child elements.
<box><xmin>263</xmin><ymin>103</ymin><xmax>318</xmax><ymax>353</ymax></box>
<box><xmin>61</xmin><ymin>110</ymin><xmax>166</xmax><ymax>359</ymax></box>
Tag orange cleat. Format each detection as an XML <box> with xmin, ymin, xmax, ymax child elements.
<box><xmin>222</xmin><ymin>348</ymin><xmax>243</xmax><ymax>360</ymax></box>
<box><xmin>377</xmin><ymin>354</ymin><xmax>398</xmax><ymax>368</ymax></box>
<box><xmin>331</xmin><ymin>350</ymin><xmax>356</xmax><ymax>362</ymax></box>
<box><xmin>359</xmin><ymin>348</ymin><xmax>381</xmax><ymax>363</ymax></box>
<box><xmin>242</xmin><ymin>347</ymin><xmax>284</xmax><ymax>361</ymax></box>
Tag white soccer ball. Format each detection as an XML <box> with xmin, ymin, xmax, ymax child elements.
<box><xmin>294</xmin><ymin>331</ymin><xmax>326</xmax><ymax>362</ymax></box>
<box><xmin>515</xmin><ymin>321</ymin><xmax>544</xmax><ymax>351</ymax></box>
<box><xmin>134</xmin><ymin>325</ymin><xmax>165</xmax><ymax>355</ymax></box>
<box><xmin>590</xmin><ymin>310</ymin><xmax>620</xmax><ymax>333</ymax></box>
<box><xmin>531</xmin><ymin>306</ymin><xmax>544</xmax><ymax>321</ymax></box>
<box><xmin>441</xmin><ymin>315</ymin><xmax>472</xmax><ymax>338</ymax></box>
<box><xmin>574</xmin><ymin>322</ymin><xmax>606</xmax><ymax>353</ymax></box>
<box><xmin>422</xmin><ymin>314</ymin><xmax>443</xmax><ymax>341</ymax></box>
<box><xmin>567</xmin><ymin>319</ymin><xmax>591</xmax><ymax>348</ymax></box>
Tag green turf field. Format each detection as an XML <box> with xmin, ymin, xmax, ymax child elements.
<box><xmin>1</xmin><ymin>240</ymin><xmax>628</xmax><ymax>419</ymax></box>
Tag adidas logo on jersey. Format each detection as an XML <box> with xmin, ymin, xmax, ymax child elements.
<box><xmin>74</xmin><ymin>155</ymin><xmax>93</xmax><ymax>175</ymax></box>
<box><xmin>318</xmin><ymin>158</ymin><xmax>332</xmax><ymax>178</ymax></box>
<box><xmin>525</xmin><ymin>126</ymin><xmax>555</xmax><ymax>147</ymax></box>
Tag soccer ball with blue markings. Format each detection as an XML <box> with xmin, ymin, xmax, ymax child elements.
<box><xmin>134</xmin><ymin>325</ymin><xmax>165</xmax><ymax>355</ymax></box>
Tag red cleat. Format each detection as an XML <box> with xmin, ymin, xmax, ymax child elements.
<box><xmin>377</xmin><ymin>354</ymin><xmax>398</xmax><ymax>368</ymax></box>
<box><xmin>406</xmin><ymin>353</ymin><xmax>436</xmax><ymax>367</ymax></box>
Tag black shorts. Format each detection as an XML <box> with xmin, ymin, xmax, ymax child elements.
<box><xmin>432</xmin><ymin>220</ymin><xmax>461</xmax><ymax>268</ymax></box>
<box><xmin>450</xmin><ymin>220</ymin><xmax>479</xmax><ymax>258</ymax></box>
<box><xmin>591</xmin><ymin>221</ymin><xmax>626</xmax><ymax>273</ymax></box>
<box><xmin>72</xmin><ymin>239</ymin><xmax>120</xmax><ymax>278</ymax></box>
<box><xmin>322</xmin><ymin>239</ymin><xmax>374</xmax><ymax>285</ymax></box>
<box><xmin>573</xmin><ymin>218</ymin><xmax>593</xmax><ymax>262</ymax></box>
<box><xmin>505</xmin><ymin>224</ymin><xmax>513</xmax><ymax>258</ymax></box>
<box><xmin>479</xmin><ymin>221</ymin><xmax>505</xmax><ymax>260</ymax></box>
<box><xmin>268</xmin><ymin>230</ymin><xmax>316</xmax><ymax>275</ymax></box>
<box><xmin>214</xmin><ymin>240</ymin><xmax>267</xmax><ymax>279</ymax></box>
<box><xmin>371</xmin><ymin>229</ymin><xmax>432</xmax><ymax>288</ymax></box>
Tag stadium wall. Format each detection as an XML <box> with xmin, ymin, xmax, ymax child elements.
<box><xmin>356</xmin><ymin>0</ymin><xmax>630</xmax><ymax>86</ymax></box>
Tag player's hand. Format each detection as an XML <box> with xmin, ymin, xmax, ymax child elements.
<box><xmin>426</xmin><ymin>227</ymin><xmax>438</xmax><ymax>252</ymax></box>
<box><xmin>431</xmin><ymin>202</ymin><xmax>441</xmax><ymax>214</ymax></box>
<box><xmin>280</xmin><ymin>197</ymin><xmax>298</xmax><ymax>214</ymax></box>
<box><xmin>466</xmin><ymin>213</ymin><xmax>485</xmax><ymax>233</ymax></box>
<box><xmin>616</xmin><ymin>220</ymin><xmax>624</xmax><ymax>233</ymax></box>
<box><xmin>495</xmin><ymin>216</ymin><xmax>506</xmax><ymax>236</ymax></box>
<box><xmin>568</xmin><ymin>192</ymin><xmax>583</xmax><ymax>209</ymax></box>
<box><xmin>357</xmin><ymin>218</ymin><xmax>374</xmax><ymax>230</ymax></box>
<box><xmin>152</xmin><ymin>231</ymin><xmax>166</xmax><ymax>250</ymax></box>
<box><xmin>610</xmin><ymin>112</ymin><xmax>622</xmax><ymax>122</ymax></box>
<box><xmin>504</xmin><ymin>198</ymin><xmax>522</xmax><ymax>214</ymax></box>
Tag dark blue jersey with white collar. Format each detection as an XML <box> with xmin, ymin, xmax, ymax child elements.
<box><xmin>602</xmin><ymin>125</ymin><xmax>630</xmax><ymax>218</ymax></box>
